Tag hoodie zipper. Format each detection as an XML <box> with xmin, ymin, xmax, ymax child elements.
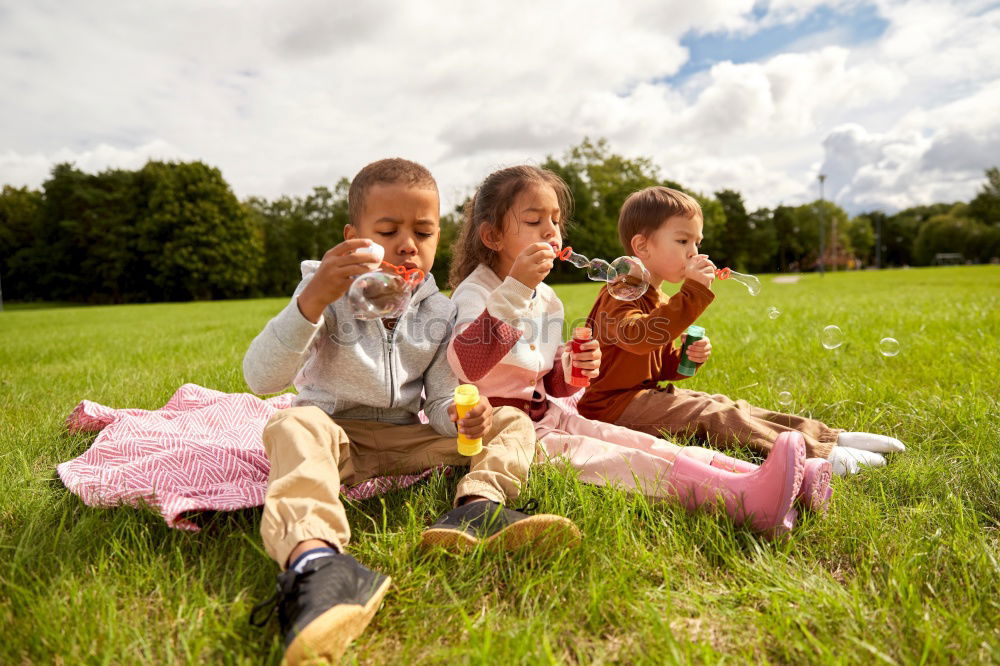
<box><xmin>382</xmin><ymin>278</ymin><xmax>425</xmax><ymax>411</ymax></box>
<box><xmin>381</xmin><ymin>320</ymin><xmax>397</xmax><ymax>409</ymax></box>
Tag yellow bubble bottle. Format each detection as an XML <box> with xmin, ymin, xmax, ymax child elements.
<box><xmin>454</xmin><ymin>384</ymin><xmax>483</xmax><ymax>456</ymax></box>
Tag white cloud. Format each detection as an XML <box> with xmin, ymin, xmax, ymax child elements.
<box><xmin>0</xmin><ymin>140</ymin><xmax>190</xmax><ymax>191</ymax></box>
<box><xmin>820</xmin><ymin>80</ymin><xmax>1000</xmax><ymax>211</ymax></box>
<box><xmin>0</xmin><ymin>0</ymin><xmax>998</xmax><ymax>218</ymax></box>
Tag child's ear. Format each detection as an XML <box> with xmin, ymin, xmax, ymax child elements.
<box><xmin>344</xmin><ymin>224</ymin><xmax>357</xmax><ymax>241</ymax></box>
<box><xmin>630</xmin><ymin>233</ymin><xmax>648</xmax><ymax>259</ymax></box>
<box><xmin>479</xmin><ymin>223</ymin><xmax>502</xmax><ymax>252</ymax></box>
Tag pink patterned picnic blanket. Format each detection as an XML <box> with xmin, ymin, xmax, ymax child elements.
<box><xmin>56</xmin><ymin>384</ymin><xmax>442</xmax><ymax>531</ymax></box>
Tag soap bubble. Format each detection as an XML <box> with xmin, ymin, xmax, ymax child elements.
<box><xmin>606</xmin><ymin>256</ymin><xmax>651</xmax><ymax>301</ymax></box>
<box><xmin>727</xmin><ymin>270</ymin><xmax>761</xmax><ymax>296</ymax></box>
<box><xmin>564</xmin><ymin>251</ymin><xmax>591</xmax><ymax>268</ymax></box>
<box><xmin>777</xmin><ymin>391</ymin><xmax>793</xmax><ymax>406</ymax></box>
<box><xmin>586</xmin><ymin>258</ymin><xmax>613</xmax><ymax>282</ymax></box>
<box><xmin>821</xmin><ymin>325</ymin><xmax>844</xmax><ymax>350</ymax></box>
<box><xmin>558</xmin><ymin>248</ymin><xmax>650</xmax><ymax>300</ymax></box>
<box><xmin>348</xmin><ymin>270</ymin><xmax>411</xmax><ymax>319</ymax></box>
<box><xmin>879</xmin><ymin>337</ymin><xmax>900</xmax><ymax>356</ymax></box>
<box><xmin>767</xmin><ymin>306</ymin><xmax>780</xmax><ymax>320</ymax></box>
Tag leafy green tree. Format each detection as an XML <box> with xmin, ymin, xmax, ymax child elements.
<box><xmin>969</xmin><ymin>223</ymin><xmax>1000</xmax><ymax>262</ymax></box>
<box><xmin>245</xmin><ymin>180</ymin><xmax>352</xmax><ymax>297</ymax></box>
<box><xmin>32</xmin><ymin>164</ymin><xmax>145</xmax><ymax>302</ymax></box>
<box><xmin>713</xmin><ymin>189</ymin><xmax>751</xmax><ymax>271</ymax></box>
<box><xmin>0</xmin><ymin>185</ymin><xmax>44</xmax><ymax>301</ymax></box>
<box><xmin>543</xmin><ymin>138</ymin><xmax>661</xmax><ymax>262</ymax></box>
<box><xmin>744</xmin><ymin>207</ymin><xmax>778</xmax><ymax>273</ymax></box>
<box><xmin>302</xmin><ymin>179</ymin><xmax>351</xmax><ymax>257</ymax></box>
<box><xmin>244</xmin><ymin>196</ymin><xmax>301</xmax><ymax>297</ymax></box>
<box><xmin>846</xmin><ymin>215</ymin><xmax>875</xmax><ymax>265</ymax></box>
<box><xmin>912</xmin><ymin>213</ymin><xmax>984</xmax><ymax>265</ymax></box>
<box><xmin>135</xmin><ymin>161</ymin><xmax>262</xmax><ymax>301</ymax></box>
<box><xmin>543</xmin><ymin>137</ymin><xmax>725</xmax><ymax>281</ymax></box>
<box><xmin>772</xmin><ymin>205</ymin><xmax>803</xmax><ymax>272</ymax></box>
<box><xmin>968</xmin><ymin>167</ymin><xmax>1000</xmax><ymax>226</ymax></box>
<box><xmin>859</xmin><ymin>210</ymin><xmax>889</xmax><ymax>268</ymax></box>
<box><xmin>884</xmin><ymin>203</ymin><xmax>951</xmax><ymax>266</ymax></box>
<box><xmin>792</xmin><ymin>203</ymin><xmax>822</xmax><ymax>270</ymax></box>
<box><xmin>433</xmin><ymin>205</ymin><xmax>463</xmax><ymax>289</ymax></box>
<box><xmin>697</xmin><ymin>196</ymin><xmax>726</xmax><ymax>260</ymax></box>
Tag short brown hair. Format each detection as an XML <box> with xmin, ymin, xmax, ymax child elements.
<box><xmin>449</xmin><ymin>165</ymin><xmax>573</xmax><ymax>288</ymax></box>
<box><xmin>618</xmin><ymin>186</ymin><xmax>702</xmax><ymax>254</ymax></box>
<box><xmin>347</xmin><ymin>158</ymin><xmax>438</xmax><ymax>225</ymax></box>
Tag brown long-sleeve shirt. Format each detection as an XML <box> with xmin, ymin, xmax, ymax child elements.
<box><xmin>577</xmin><ymin>279</ymin><xmax>715</xmax><ymax>422</ymax></box>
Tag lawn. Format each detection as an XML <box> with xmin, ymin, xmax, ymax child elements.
<box><xmin>1</xmin><ymin>266</ymin><xmax>999</xmax><ymax>664</ymax></box>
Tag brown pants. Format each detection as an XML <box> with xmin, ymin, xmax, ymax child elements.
<box><xmin>615</xmin><ymin>386</ymin><xmax>839</xmax><ymax>459</ymax></box>
<box><xmin>260</xmin><ymin>405</ymin><xmax>536</xmax><ymax>568</ymax></box>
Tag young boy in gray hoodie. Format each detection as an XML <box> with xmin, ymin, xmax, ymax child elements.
<box><xmin>244</xmin><ymin>158</ymin><xmax>579</xmax><ymax>665</ymax></box>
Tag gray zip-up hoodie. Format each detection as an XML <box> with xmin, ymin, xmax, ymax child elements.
<box><xmin>243</xmin><ymin>261</ymin><xmax>459</xmax><ymax>437</ymax></box>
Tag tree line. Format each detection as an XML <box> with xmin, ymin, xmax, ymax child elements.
<box><xmin>2</xmin><ymin>139</ymin><xmax>998</xmax><ymax>303</ymax></box>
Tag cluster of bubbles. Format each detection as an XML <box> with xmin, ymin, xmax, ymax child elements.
<box><xmin>771</xmin><ymin>325</ymin><xmax>901</xmax><ymax>409</ymax></box>
<box><xmin>563</xmin><ymin>252</ymin><xmax>769</xmax><ymax>301</ymax></box>
<box><xmin>820</xmin><ymin>324</ymin><xmax>902</xmax><ymax>356</ymax></box>
<box><xmin>767</xmin><ymin>306</ymin><xmax>781</xmax><ymax>320</ymax></box>
<box><xmin>561</xmin><ymin>249</ymin><xmax>651</xmax><ymax>301</ymax></box>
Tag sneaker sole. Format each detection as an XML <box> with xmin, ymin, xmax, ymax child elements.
<box><xmin>420</xmin><ymin>514</ymin><xmax>582</xmax><ymax>554</ymax></box>
<box><xmin>281</xmin><ymin>575</ymin><xmax>392</xmax><ymax>666</ymax></box>
<box><xmin>484</xmin><ymin>514</ymin><xmax>582</xmax><ymax>554</ymax></box>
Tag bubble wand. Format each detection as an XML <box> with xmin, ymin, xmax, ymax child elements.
<box><xmin>555</xmin><ymin>246</ymin><xmax>651</xmax><ymax>301</ymax></box>
<box><xmin>378</xmin><ymin>260</ymin><xmax>425</xmax><ymax>287</ymax></box>
<box><xmin>713</xmin><ymin>267</ymin><xmax>761</xmax><ymax>296</ymax></box>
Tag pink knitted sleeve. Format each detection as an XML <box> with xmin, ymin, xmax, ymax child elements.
<box><xmin>450</xmin><ymin>309</ymin><xmax>523</xmax><ymax>381</ymax></box>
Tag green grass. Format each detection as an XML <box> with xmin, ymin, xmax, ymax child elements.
<box><xmin>2</xmin><ymin>266</ymin><xmax>999</xmax><ymax>664</ymax></box>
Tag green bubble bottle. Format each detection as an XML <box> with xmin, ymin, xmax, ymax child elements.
<box><xmin>677</xmin><ymin>325</ymin><xmax>705</xmax><ymax>377</ymax></box>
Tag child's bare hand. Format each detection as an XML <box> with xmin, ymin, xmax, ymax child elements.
<box><xmin>683</xmin><ymin>335</ymin><xmax>712</xmax><ymax>364</ymax></box>
<box><xmin>509</xmin><ymin>242</ymin><xmax>556</xmax><ymax>289</ymax></box>
<box><xmin>685</xmin><ymin>254</ymin><xmax>716</xmax><ymax>288</ymax></box>
<box><xmin>568</xmin><ymin>339</ymin><xmax>602</xmax><ymax>379</ymax></box>
<box><xmin>448</xmin><ymin>395</ymin><xmax>493</xmax><ymax>439</ymax></box>
<box><xmin>297</xmin><ymin>239</ymin><xmax>382</xmax><ymax>322</ymax></box>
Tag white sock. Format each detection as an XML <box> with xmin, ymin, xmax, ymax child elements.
<box><xmin>828</xmin><ymin>446</ymin><xmax>887</xmax><ymax>476</ymax></box>
<box><xmin>837</xmin><ymin>432</ymin><xmax>905</xmax><ymax>453</ymax></box>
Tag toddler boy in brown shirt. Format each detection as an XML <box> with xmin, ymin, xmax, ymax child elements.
<box><xmin>578</xmin><ymin>186</ymin><xmax>905</xmax><ymax>472</ymax></box>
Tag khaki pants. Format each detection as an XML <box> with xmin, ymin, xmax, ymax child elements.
<box><xmin>615</xmin><ymin>386</ymin><xmax>839</xmax><ymax>460</ymax></box>
<box><xmin>260</xmin><ymin>405</ymin><xmax>536</xmax><ymax>568</ymax></box>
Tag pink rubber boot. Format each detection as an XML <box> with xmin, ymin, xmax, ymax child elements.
<box><xmin>669</xmin><ymin>430</ymin><xmax>805</xmax><ymax>537</ymax></box>
<box><xmin>709</xmin><ymin>432</ymin><xmax>833</xmax><ymax>512</ymax></box>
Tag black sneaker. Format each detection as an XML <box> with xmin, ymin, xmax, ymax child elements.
<box><xmin>420</xmin><ymin>499</ymin><xmax>581</xmax><ymax>554</ymax></box>
<box><xmin>250</xmin><ymin>553</ymin><xmax>391</xmax><ymax>665</ymax></box>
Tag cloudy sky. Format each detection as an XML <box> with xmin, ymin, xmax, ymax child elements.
<box><xmin>1</xmin><ymin>0</ymin><xmax>998</xmax><ymax>215</ymax></box>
